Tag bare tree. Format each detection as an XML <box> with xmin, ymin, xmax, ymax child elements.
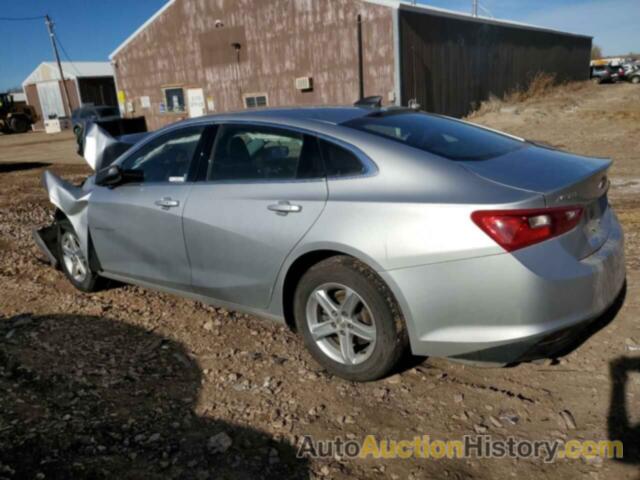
<box><xmin>591</xmin><ymin>45</ymin><xmax>603</xmax><ymax>60</ymax></box>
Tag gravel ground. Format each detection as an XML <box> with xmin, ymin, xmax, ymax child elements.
<box><xmin>0</xmin><ymin>82</ymin><xmax>639</xmax><ymax>479</ymax></box>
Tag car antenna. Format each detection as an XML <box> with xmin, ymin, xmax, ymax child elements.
<box><xmin>354</xmin><ymin>96</ymin><xmax>383</xmax><ymax>108</ymax></box>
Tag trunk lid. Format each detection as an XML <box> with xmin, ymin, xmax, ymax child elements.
<box><xmin>461</xmin><ymin>144</ymin><xmax>612</xmax><ymax>258</ymax></box>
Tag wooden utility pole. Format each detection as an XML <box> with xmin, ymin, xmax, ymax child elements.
<box><xmin>45</xmin><ymin>14</ymin><xmax>73</xmax><ymax>117</ymax></box>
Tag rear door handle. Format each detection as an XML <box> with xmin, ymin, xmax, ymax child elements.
<box><xmin>268</xmin><ymin>201</ymin><xmax>302</xmax><ymax>215</ymax></box>
<box><xmin>155</xmin><ymin>197</ymin><xmax>180</xmax><ymax>209</ymax></box>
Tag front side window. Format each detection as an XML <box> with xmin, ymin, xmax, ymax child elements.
<box><xmin>164</xmin><ymin>87</ymin><xmax>185</xmax><ymax>113</ymax></box>
<box><xmin>121</xmin><ymin>126</ymin><xmax>204</xmax><ymax>183</ymax></box>
<box><xmin>343</xmin><ymin>112</ymin><xmax>525</xmax><ymax>161</ymax></box>
<box><xmin>208</xmin><ymin>125</ymin><xmax>323</xmax><ymax>181</ymax></box>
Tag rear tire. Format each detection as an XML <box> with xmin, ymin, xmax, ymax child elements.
<box><xmin>9</xmin><ymin>116</ymin><xmax>29</xmax><ymax>134</ymax></box>
<box><xmin>56</xmin><ymin>219</ymin><xmax>102</xmax><ymax>292</ymax></box>
<box><xmin>294</xmin><ymin>256</ymin><xmax>408</xmax><ymax>382</ymax></box>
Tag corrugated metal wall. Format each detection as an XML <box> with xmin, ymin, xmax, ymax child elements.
<box><xmin>399</xmin><ymin>9</ymin><xmax>592</xmax><ymax>118</ymax></box>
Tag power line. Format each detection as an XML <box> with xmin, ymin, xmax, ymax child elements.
<box><xmin>0</xmin><ymin>15</ymin><xmax>44</xmax><ymax>21</ymax></box>
<box><xmin>55</xmin><ymin>34</ymin><xmax>82</xmax><ymax>77</ymax></box>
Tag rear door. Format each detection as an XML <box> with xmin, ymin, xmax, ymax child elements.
<box><xmin>183</xmin><ymin>123</ymin><xmax>328</xmax><ymax>309</ymax></box>
<box><xmin>89</xmin><ymin>125</ymin><xmax>208</xmax><ymax>289</ymax></box>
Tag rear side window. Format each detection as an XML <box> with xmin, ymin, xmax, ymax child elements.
<box><xmin>208</xmin><ymin>125</ymin><xmax>323</xmax><ymax>181</ymax></box>
<box><xmin>343</xmin><ymin>112</ymin><xmax>524</xmax><ymax>161</ymax></box>
<box><xmin>320</xmin><ymin>140</ymin><xmax>365</xmax><ymax>177</ymax></box>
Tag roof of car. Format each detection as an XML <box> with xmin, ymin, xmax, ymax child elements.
<box><xmin>200</xmin><ymin>107</ymin><xmax>372</xmax><ymax>125</ymax></box>
<box><xmin>188</xmin><ymin>106</ymin><xmax>412</xmax><ymax>127</ymax></box>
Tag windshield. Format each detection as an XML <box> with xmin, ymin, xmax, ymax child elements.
<box><xmin>343</xmin><ymin>112</ymin><xmax>525</xmax><ymax>161</ymax></box>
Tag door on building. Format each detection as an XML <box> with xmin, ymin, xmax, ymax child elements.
<box><xmin>36</xmin><ymin>81</ymin><xmax>66</xmax><ymax>119</ymax></box>
<box><xmin>187</xmin><ymin>88</ymin><xmax>206</xmax><ymax>118</ymax></box>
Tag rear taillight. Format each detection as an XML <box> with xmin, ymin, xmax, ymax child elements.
<box><xmin>471</xmin><ymin>206</ymin><xmax>583</xmax><ymax>252</ymax></box>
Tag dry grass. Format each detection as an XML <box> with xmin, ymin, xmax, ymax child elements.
<box><xmin>508</xmin><ymin>72</ymin><xmax>557</xmax><ymax>102</ymax></box>
<box><xmin>468</xmin><ymin>72</ymin><xmax>588</xmax><ymax>118</ymax></box>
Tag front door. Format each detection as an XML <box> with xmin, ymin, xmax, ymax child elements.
<box><xmin>89</xmin><ymin>125</ymin><xmax>207</xmax><ymax>290</ymax></box>
<box><xmin>183</xmin><ymin>123</ymin><xmax>328</xmax><ymax>308</ymax></box>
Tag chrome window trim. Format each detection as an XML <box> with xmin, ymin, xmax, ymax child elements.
<box><xmin>116</xmin><ymin>119</ymin><xmax>378</xmax><ymax>186</ymax></box>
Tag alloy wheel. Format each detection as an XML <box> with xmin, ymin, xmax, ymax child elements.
<box><xmin>305</xmin><ymin>282</ymin><xmax>377</xmax><ymax>365</ymax></box>
<box><xmin>61</xmin><ymin>231</ymin><xmax>88</xmax><ymax>283</ymax></box>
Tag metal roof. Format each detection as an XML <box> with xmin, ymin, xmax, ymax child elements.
<box><xmin>109</xmin><ymin>0</ymin><xmax>591</xmax><ymax>60</ymax></box>
<box><xmin>22</xmin><ymin>62</ymin><xmax>114</xmax><ymax>86</ymax></box>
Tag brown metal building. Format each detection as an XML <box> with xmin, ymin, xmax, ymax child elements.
<box><xmin>110</xmin><ymin>0</ymin><xmax>591</xmax><ymax>130</ymax></box>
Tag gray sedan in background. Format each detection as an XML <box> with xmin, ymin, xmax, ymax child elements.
<box><xmin>35</xmin><ymin>106</ymin><xmax>626</xmax><ymax>381</ymax></box>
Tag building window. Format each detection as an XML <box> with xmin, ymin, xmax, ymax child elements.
<box><xmin>163</xmin><ymin>87</ymin><xmax>185</xmax><ymax>113</ymax></box>
<box><xmin>244</xmin><ymin>94</ymin><xmax>268</xmax><ymax>109</ymax></box>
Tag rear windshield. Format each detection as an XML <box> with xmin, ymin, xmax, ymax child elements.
<box><xmin>343</xmin><ymin>112</ymin><xmax>525</xmax><ymax>161</ymax></box>
<box><xmin>96</xmin><ymin>107</ymin><xmax>120</xmax><ymax>117</ymax></box>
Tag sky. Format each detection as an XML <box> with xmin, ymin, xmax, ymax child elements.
<box><xmin>0</xmin><ymin>0</ymin><xmax>638</xmax><ymax>91</ymax></box>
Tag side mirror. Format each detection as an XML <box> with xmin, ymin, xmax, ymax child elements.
<box><xmin>96</xmin><ymin>165</ymin><xmax>144</xmax><ymax>187</ymax></box>
<box><xmin>96</xmin><ymin>165</ymin><xmax>122</xmax><ymax>187</ymax></box>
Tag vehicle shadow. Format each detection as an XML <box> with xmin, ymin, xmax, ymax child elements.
<box><xmin>0</xmin><ymin>162</ymin><xmax>51</xmax><ymax>173</ymax></box>
<box><xmin>0</xmin><ymin>314</ymin><xmax>309</xmax><ymax>479</ymax></box>
<box><xmin>608</xmin><ymin>356</ymin><xmax>640</xmax><ymax>465</ymax></box>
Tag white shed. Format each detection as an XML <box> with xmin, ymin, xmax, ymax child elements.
<box><xmin>22</xmin><ymin>62</ymin><xmax>117</xmax><ymax>130</ymax></box>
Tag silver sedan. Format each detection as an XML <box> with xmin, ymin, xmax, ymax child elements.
<box><xmin>35</xmin><ymin>107</ymin><xmax>626</xmax><ymax>381</ymax></box>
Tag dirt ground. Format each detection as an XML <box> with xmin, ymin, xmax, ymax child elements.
<box><xmin>1</xmin><ymin>82</ymin><xmax>639</xmax><ymax>480</ymax></box>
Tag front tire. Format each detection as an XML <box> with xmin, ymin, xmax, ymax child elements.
<box><xmin>294</xmin><ymin>256</ymin><xmax>408</xmax><ymax>382</ymax></box>
<box><xmin>56</xmin><ymin>220</ymin><xmax>102</xmax><ymax>292</ymax></box>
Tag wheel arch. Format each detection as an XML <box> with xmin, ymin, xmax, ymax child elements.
<box><xmin>277</xmin><ymin>244</ymin><xmax>406</xmax><ymax>333</ymax></box>
<box><xmin>42</xmin><ymin>170</ymin><xmax>91</xmax><ymax>259</ymax></box>
<box><xmin>53</xmin><ymin>209</ymin><xmax>103</xmax><ymax>273</ymax></box>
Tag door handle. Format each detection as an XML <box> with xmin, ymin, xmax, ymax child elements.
<box><xmin>155</xmin><ymin>197</ymin><xmax>180</xmax><ymax>209</ymax></box>
<box><xmin>268</xmin><ymin>201</ymin><xmax>302</xmax><ymax>215</ymax></box>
